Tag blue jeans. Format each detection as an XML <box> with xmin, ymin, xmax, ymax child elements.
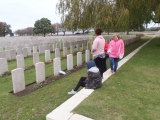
<box><xmin>109</xmin><ymin>57</ymin><xmax>119</xmax><ymax>72</ymax></box>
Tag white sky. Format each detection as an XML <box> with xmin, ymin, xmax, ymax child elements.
<box><xmin>0</xmin><ymin>0</ymin><xmax>159</xmax><ymax>32</ymax></box>
<box><xmin>0</xmin><ymin>0</ymin><xmax>61</xmax><ymax>32</ymax></box>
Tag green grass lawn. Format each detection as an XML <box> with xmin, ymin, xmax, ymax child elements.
<box><xmin>0</xmin><ymin>37</ymin><xmax>151</xmax><ymax>119</ymax></box>
<box><xmin>73</xmin><ymin>37</ymin><xmax>160</xmax><ymax>120</ymax></box>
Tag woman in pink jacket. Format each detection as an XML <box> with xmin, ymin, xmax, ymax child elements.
<box><xmin>108</xmin><ymin>34</ymin><xmax>124</xmax><ymax>74</ymax></box>
<box><xmin>91</xmin><ymin>28</ymin><xmax>105</xmax><ymax>77</ymax></box>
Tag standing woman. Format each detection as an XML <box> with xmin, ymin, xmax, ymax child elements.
<box><xmin>91</xmin><ymin>28</ymin><xmax>105</xmax><ymax>77</ymax></box>
<box><xmin>108</xmin><ymin>34</ymin><xmax>125</xmax><ymax>74</ymax></box>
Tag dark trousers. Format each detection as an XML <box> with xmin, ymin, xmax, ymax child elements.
<box><xmin>94</xmin><ymin>57</ymin><xmax>106</xmax><ymax>77</ymax></box>
<box><xmin>103</xmin><ymin>56</ymin><xmax>108</xmax><ymax>72</ymax></box>
<box><xmin>74</xmin><ymin>77</ymin><xmax>87</xmax><ymax>91</ymax></box>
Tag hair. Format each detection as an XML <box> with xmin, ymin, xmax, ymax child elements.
<box><xmin>117</xmin><ymin>34</ymin><xmax>121</xmax><ymax>39</ymax></box>
<box><xmin>112</xmin><ymin>34</ymin><xmax>117</xmax><ymax>39</ymax></box>
<box><xmin>95</xmin><ymin>28</ymin><xmax>103</xmax><ymax>35</ymax></box>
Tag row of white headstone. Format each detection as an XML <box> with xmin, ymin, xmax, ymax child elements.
<box><xmin>0</xmin><ymin>35</ymin><xmax>93</xmax><ymax>48</ymax></box>
<box><xmin>11</xmin><ymin>49</ymin><xmax>90</xmax><ymax>94</ymax></box>
<box><xmin>0</xmin><ymin>42</ymin><xmax>91</xmax><ymax>76</ymax></box>
<box><xmin>0</xmin><ymin>40</ymin><xmax>88</xmax><ymax>60</ymax></box>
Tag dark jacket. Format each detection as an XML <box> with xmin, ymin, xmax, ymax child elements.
<box><xmin>85</xmin><ymin>66</ymin><xmax>102</xmax><ymax>89</ymax></box>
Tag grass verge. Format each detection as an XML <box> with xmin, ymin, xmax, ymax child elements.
<box><xmin>73</xmin><ymin>36</ymin><xmax>160</xmax><ymax>120</ymax></box>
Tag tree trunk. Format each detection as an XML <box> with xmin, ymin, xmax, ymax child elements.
<box><xmin>107</xmin><ymin>29</ymin><xmax>109</xmax><ymax>35</ymax></box>
<box><xmin>44</xmin><ymin>33</ymin><xmax>45</xmax><ymax>37</ymax></box>
<box><xmin>63</xmin><ymin>31</ymin><xmax>65</xmax><ymax>36</ymax></box>
<box><xmin>127</xmin><ymin>30</ymin><xmax>129</xmax><ymax>35</ymax></box>
<box><xmin>83</xmin><ymin>30</ymin><xmax>85</xmax><ymax>35</ymax></box>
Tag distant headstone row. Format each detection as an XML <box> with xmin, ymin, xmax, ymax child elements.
<box><xmin>0</xmin><ymin>40</ymin><xmax>88</xmax><ymax>61</ymax></box>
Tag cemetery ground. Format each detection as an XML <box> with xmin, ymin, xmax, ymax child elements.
<box><xmin>0</xmin><ymin>36</ymin><xmax>158</xmax><ymax>119</ymax></box>
<box><xmin>74</xmin><ymin>36</ymin><xmax>160</xmax><ymax>120</ymax></box>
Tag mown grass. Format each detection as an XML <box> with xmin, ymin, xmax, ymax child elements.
<box><xmin>0</xmin><ymin>37</ymin><xmax>150</xmax><ymax>119</ymax></box>
<box><xmin>73</xmin><ymin>36</ymin><xmax>160</xmax><ymax>120</ymax></box>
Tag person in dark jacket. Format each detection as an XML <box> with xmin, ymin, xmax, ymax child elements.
<box><xmin>68</xmin><ymin>60</ymin><xmax>102</xmax><ymax>94</ymax></box>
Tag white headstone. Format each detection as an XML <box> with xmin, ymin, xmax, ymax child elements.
<box><xmin>85</xmin><ymin>50</ymin><xmax>90</xmax><ymax>62</ymax></box>
<box><xmin>52</xmin><ymin>44</ymin><xmax>55</xmax><ymax>52</ymax></box>
<box><xmin>0</xmin><ymin>58</ymin><xmax>8</xmax><ymax>75</ymax></box>
<box><xmin>27</xmin><ymin>47</ymin><xmax>32</xmax><ymax>56</ymax></box>
<box><xmin>5</xmin><ymin>50</ymin><xmax>11</xmax><ymax>60</ymax></box>
<box><xmin>77</xmin><ymin>52</ymin><xmax>82</xmax><ymax>66</ymax></box>
<box><xmin>16</xmin><ymin>54</ymin><xmax>25</xmax><ymax>68</ymax></box>
<box><xmin>11</xmin><ymin>68</ymin><xmax>25</xmax><ymax>93</ymax></box>
<box><xmin>55</xmin><ymin>48</ymin><xmax>60</xmax><ymax>58</ymax></box>
<box><xmin>33</xmin><ymin>52</ymin><xmax>39</xmax><ymax>65</ymax></box>
<box><xmin>53</xmin><ymin>57</ymin><xmax>61</xmax><ymax>76</ymax></box>
<box><xmin>67</xmin><ymin>54</ymin><xmax>73</xmax><ymax>70</ymax></box>
<box><xmin>45</xmin><ymin>50</ymin><xmax>51</xmax><ymax>62</ymax></box>
<box><xmin>0</xmin><ymin>47</ymin><xmax>3</xmax><ymax>52</ymax></box>
<box><xmin>5</xmin><ymin>46</ymin><xmax>10</xmax><ymax>51</ymax></box>
<box><xmin>10</xmin><ymin>50</ymin><xmax>16</xmax><ymax>60</ymax></box>
<box><xmin>22</xmin><ymin>48</ymin><xmax>28</xmax><ymax>57</ymax></box>
<box><xmin>33</xmin><ymin>46</ymin><xmax>37</xmax><ymax>53</ymax></box>
<box><xmin>17</xmin><ymin>48</ymin><xmax>22</xmax><ymax>55</ymax></box>
<box><xmin>0</xmin><ymin>51</ymin><xmax>5</xmax><ymax>58</ymax></box>
<box><xmin>63</xmin><ymin>47</ymin><xmax>68</xmax><ymax>57</ymax></box>
<box><xmin>35</xmin><ymin>62</ymin><xmax>45</xmax><ymax>84</ymax></box>
<box><xmin>70</xmin><ymin>46</ymin><xmax>74</xmax><ymax>54</ymax></box>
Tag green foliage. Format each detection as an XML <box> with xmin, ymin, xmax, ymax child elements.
<box><xmin>0</xmin><ymin>22</ymin><xmax>12</xmax><ymax>37</ymax></box>
<box><xmin>33</xmin><ymin>18</ymin><xmax>55</xmax><ymax>37</ymax></box>
<box><xmin>56</xmin><ymin>0</ymin><xmax>160</xmax><ymax>34</ymax></box>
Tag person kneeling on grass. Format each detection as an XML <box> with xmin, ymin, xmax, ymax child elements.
<box><xmin>68</xmin><ymin>60</ymin><xmax>102</xmax><ymax>95</ymax></box>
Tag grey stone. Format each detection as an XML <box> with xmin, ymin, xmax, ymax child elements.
<box><xmin>5</xmin><ymin>50</ymin><xmax>11</xmax><ymax>60</ymax></box>
<box><xmin>22</xmin><ymin>48</ymin><xmax>28</xmax><ymax>57</ymax></box>
<box><xmin>33</xmin><ymin>46</ymin><xmax>37</xmax><ymax>53</ymax></box>
<box><xmin>77</xmin><ymin>52</ymin><xmax>82</xmax><ymax>66</ymax></box>
<box><xmin>10</xmin><ymin>50</ymin><xmax>16</xmax><ymax>60</ymax></box>
<box><xmin>0</xmin><ymin>51</ymin><xmax>5</xmax><ymax>58</ymax></box>
<box><xmin>45</xmin><ymin>50</ymin><xmax>51</xmax><ymax>62</ymax></box>
<box><xmin>33</xmin><ymin>52</ymin><xmax>39</xmax><ymax>65</ymax></box>
<box><xmin>55</xmin><ymin>48</ymin><xmax>60</xmax><ymax>58</ymax></box>
<box><xmin>11</xmin><ymin>68</ymin><xmax>25</xmax><ymax>93</ymax></box>
<box><xmin>70</xmin><ymin>46</ymin><xmax>74</xmax><ymax>54</ymax></box>
<box><xmin>63</xmin><ymin>47</ymin><xmax>68</xmax><ymax>57</ymax></box>
<box><xmin>16</xmin><ymin>54</ymin><xmax>25</xmax><ymax>68</ymax></box>
<box><xmin>0</xmin><ymin>47</ymin><xmax>3</xmax><ymax>52</ymax></box>
<box><xmin>67</xmin><ymin>54</ymin><xmax>73</xmax><ymax>70</ymax></box>
<box><xmin>27</xmin><ymin>47</ymin><xmax>32</xmax><ymax>56</ymax></box>
<box><xmin>0</xmin><ymin>58</ymin><xmax>8</xmax><ymax>75</ymax></box>
<box><xmin>85</xmin><ymin>50</ymin><xmax>90</xmax><ymax>63</ymax></box>
<box><xmin>35</xmin><ymin>62</ymin><xmax>45</xmax><ymax>84</ymax></box>
<box><xmin>76</xmin><ymin>44</ymin><xmax>80</xmax><ymax>52</ymax></box>
<box><xmin>17</xmin><ymin>48</ymin><xmax>23</xmax><ymax>55</ymax></box>
<box><xmin>53</xmin><ymin>57</ymin><xmax>61</xmax><ymax>76</ymax></box>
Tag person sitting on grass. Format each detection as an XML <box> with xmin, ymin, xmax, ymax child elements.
<box><xmin>68</xmin><ymin>60</ymin><xmax>102</xmax><ymax>95</ymax></box>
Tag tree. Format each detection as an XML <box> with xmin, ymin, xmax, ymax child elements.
<box><xmin>56</xmin><ymin>0</ymin><xmax>160</xmax><ymax>35</ymax></box>
<box><xmin>0</xmin><ymin>22</ymin><xmax>12</xmax><ymax>37</ymax></box>
<box><xmin>15</xmin><ymin>27</ymin><xmax>34</xmax><ymax>36</ymax></box>
<box><xmin>0</xmin><ymin>22</ymin><xmax>3</xmax><ymax>36</ymax></box>
<box><xmin>52</xmin><ymin>23</ymin><xmax>61</xmax><ymax>36</ymax></box>
<box><xmin>33</xmin><ymin>18</ymin><xmax>55</xmax><ymax>37</ymax></box>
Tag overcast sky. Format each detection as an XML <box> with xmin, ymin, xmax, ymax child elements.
<box><xmin>0</xmin><ymin>0</ymin><xmax>159</xmax><ymax>32</ymax></box>
<box><xmin>0</xmin><ymin>0</ymin><xmax>61</xmax><ymax>32</ymax></box>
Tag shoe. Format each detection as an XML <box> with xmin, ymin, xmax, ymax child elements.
<box><xmin>111</xmin><ymin>70</ymin><xmax>115</xmax><ymax>74</ymax></box>
<box><xmin>68</xmin><ymin>89</ymin><xmax>77</xmax><ymax>94</ymax></box>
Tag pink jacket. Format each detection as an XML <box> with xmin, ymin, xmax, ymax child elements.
<box><xmin>108</xmin><ymin>39</ymin><xmax>124</xmax><ymax>58</ymax></box>
<box><xmin>91</xmin><ymin>35</ymin><xmax>105</xmax><ymax>57</ymax></box>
